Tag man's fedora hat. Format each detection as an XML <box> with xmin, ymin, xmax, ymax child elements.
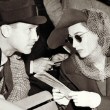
<box><xmin>47</xmin><ymin>8</ymin><xmax>88</xmax><ymax>49</ymax></box>
<box><xmin>0</xmin><ymin>0</ymin><xmax>47</xmax><ymax>25</ymax></box>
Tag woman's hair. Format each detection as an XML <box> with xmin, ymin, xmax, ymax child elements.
<box><xmin>82</xmin><ymin>9</ymin><xmax>110</xmax><ymax>55</ymax></box>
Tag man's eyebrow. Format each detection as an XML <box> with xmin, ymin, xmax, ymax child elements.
<box><xmin>28</xmin><ymin>24</ymin><xmax>37</xmax><ymax>28</ymax></box>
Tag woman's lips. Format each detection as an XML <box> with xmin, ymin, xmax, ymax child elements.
<box><xmin>77</xmin><ymin>49</ymin><xmax>83</xmax><ymax>53</ymax></box>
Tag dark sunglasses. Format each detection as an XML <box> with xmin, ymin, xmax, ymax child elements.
<box><xmin>65</xmin><ymin>34</ymin><xmax>82</xmax><ymax>44</ymax></box>
<box><xmin>65</xmin><ymin>36</ymin><xmax>73</xmax><ymax>44</ymax></box>
<box><xmin>66</xmin><ymin>31</ymin><xmax>88</xmax><ymax>43</ymax></box>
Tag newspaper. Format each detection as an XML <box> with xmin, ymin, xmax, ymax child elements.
<box><xmin>34</xmin><ymin>72</ymin><xmax>72</xmax><ymax>96</ymax></box>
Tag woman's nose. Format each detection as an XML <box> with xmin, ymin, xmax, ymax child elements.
<box><xmin>72</xmin><ymin>39</ymin><xmax>79</xmax><ymax>49</ymax></box>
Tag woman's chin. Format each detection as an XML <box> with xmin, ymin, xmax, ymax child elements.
<box><xmin>22</xmin><ymin>49</ymin><xmax>31</xmax><ymax>54</ymax></box>
<box><xmin>79</xmin><ymin>53</ymin><xmax>88</xmax><ymax>59</ymax></box>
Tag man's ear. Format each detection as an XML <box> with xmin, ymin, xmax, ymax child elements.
<box><xmin>1</xmin><ymin>25</ymin><xmax>12</xmax><ymax>38</ymax></box>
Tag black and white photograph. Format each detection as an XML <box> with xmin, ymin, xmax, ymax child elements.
<box><xmin>0</xmin><ymin>0</ymin><xmax>110</xmax><ymax>110</ymax></box>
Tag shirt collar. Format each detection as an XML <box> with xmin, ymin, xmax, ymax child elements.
<box><xmin>1</xmin><ymin>52</ymin><xmax>8</xmax><ymax>66</ymax></box>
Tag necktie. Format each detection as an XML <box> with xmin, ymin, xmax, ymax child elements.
<box><xmin>0</xmin><ymin>60</ymin><xmax>13</xmax><ymax>99</ymax></box>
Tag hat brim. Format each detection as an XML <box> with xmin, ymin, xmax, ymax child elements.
<box><xmin>20</xmin><ymin>16</ymin><xmax>47</xmax><ymax>25</ymax></box>
<box><xmin>47</xmin><ymin>28</ymin><xmax>68</xmax><ymax>49</ymax></box>
<box><xmin>0</xmin><ymin>16</ymin><xmax>47</xmax><ymax>25</ymax></box>
<box><xmin>47</xmin><ymin>9</ymin><xmax>87</xmax><ymax>49</ymax></box>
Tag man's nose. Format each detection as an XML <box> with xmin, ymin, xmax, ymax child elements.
<box><xmin>31</xmin><ymin>29</ymin><xmax>39</xmax><ymax>41</ymax></box>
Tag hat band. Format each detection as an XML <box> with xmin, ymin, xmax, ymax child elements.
<box><xmin>1</xmin><ymin>5</ymin><xmax>37</xmax><ymax>23</ymax></box>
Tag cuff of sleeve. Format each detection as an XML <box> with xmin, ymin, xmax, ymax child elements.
<box><xmin>30</xmin><ymin>60</ymin><xmax>33</xmax><ymax>74</ymax></box>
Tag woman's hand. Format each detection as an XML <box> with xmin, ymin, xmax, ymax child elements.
<box><xmin>33</xmin><ymin>58</ymin><xmax>54</xmax><ymax>73</ymax></box>
<box><xmin>51</xmin><ymin>53</ymin><xmax>69</xmax><ymax>66</ymax></box>
<box><xmin>52</xmin><ymin>88</ymin><xmax>70</xmax><ymax>105</ymax></box>
<box><xmin>69</xmin><ymin>91</ymin><xmax>101</xmax><ymax>108</ymax></box>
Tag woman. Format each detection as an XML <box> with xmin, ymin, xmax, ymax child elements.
<box><xmin>47</xmin><ymin>8</ymin><xmax>110</xmax><ymax>110</ymax></box>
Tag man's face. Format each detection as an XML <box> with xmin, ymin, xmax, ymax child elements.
<box><xmin>8</xmin><ymin>22</ymin><xmax>38</xmax><ymax>54</ymax></box>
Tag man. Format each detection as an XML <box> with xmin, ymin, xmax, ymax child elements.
<box><xmin>22</xmin><ymin>0</ymin><xmax>69</xmax><ymax>96</ymax></box>
<box><xmin>0</xmin><ymin>0</ymin><xmax>47</xmax><ymax>109</ymax></box>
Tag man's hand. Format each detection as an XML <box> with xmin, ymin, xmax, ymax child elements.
<box><xmin>33</xmin><ymin>58</ymin><xmax>54</xmax><ymax>73</ymax></box>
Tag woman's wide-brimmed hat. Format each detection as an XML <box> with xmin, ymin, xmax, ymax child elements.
<box><xmin>47</xmin><ymin>8</ymin><xmax>88</xmax><ymax>49</ymax></box>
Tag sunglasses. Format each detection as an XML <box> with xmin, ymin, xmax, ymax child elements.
<box><xmin>65</xmin><ymin>36</ymin><xmax>73</xmax><ymax>44</ymax></box>
<box><xmin>65</xmin><ymin>31</ymin><xmax>88</xmax><ymax>44</ymax></box>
